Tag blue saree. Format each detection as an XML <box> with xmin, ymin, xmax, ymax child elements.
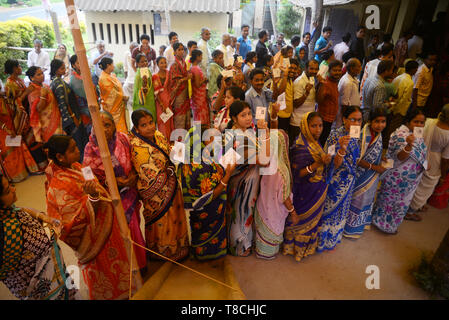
<box><xmin>317</xmin><ymin>126</ymin><xmax>360</xmax><ymax>251</ymax></box>
<box><xmin>344</xmin><ymin>124</ymin><xmax>383</xmax><ymax>238</ymax></box>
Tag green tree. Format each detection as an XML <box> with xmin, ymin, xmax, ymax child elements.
<box><xmin>276</xmin><ymin>1</ymin><xmax>303</xmax><ymax>39</ymax></box>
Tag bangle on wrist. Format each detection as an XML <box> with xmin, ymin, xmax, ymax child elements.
<box><xmin>270</xmin><ymin>115</ymin><xmax>278</xmax><ymax>121</ymax></box>
<box><xmin>337</xmin><ymin>150</ymin><xmax>346</xmax><ymax>157</ymax></box>
<box><xmin>88</xmin><ymin>194</ymin><xmax>100</xmax><ymax>202</ymax></box>
<box><xmin>306</xmin><ymin>165</ymin><xmax>313</xmax><ymax>174</ymax></box>
<box><xmin>220</xmin><ymin>180</ymin><xmax>227</xmax><ymax>187</ymax></box>
<box><xmin>369</xmin><ymin>163</ymin><xmax>372</xmax><ymax>170</ymax></box>
<box><xmin>287</xmin><ymin>207</ymin><xmax>295</xmax><ymax>213</ymax></box>
<box><xmin>403</xmin><ymin>146</ymin><xmax>411</xmax><ymax>153</ymax></box>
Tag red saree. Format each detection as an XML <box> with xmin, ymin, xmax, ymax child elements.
<box><xmin>28</xmin><ymin>83</ymin><xmax>62</xmax><ymax>143</ymax></box>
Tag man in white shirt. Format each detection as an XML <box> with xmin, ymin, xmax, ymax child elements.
<box><xmin>90</xmin><ymin>40</ymin><xmax>114</xmax><ymax>85</ymax></box>
<box><xmin>216</xmin><ymin>34</ymin><xmax>233</xmax><ymax>68</ymax></box>
<box><xmin>290</xmin><ymin>59</ymin><xmax>319</xmax><ymax>145</ymax></box>
<box><xmin>413</xmin><ymin>52</ymin><xmax>438</xmax><ymax>109</ymax></box>
<box><xmin>28</xmin><ymin>39</ymin><xmax>51</xmax><ymax>84</ymax></box>
<box><xmin>164</xmin><ymin>31</ymin><xmax>179</xmax><ymax>70</ymax></box>
<box><xmin>123</xmin><ymin>42</ymin><xmax>139</xmax><ymax>117</ymax></box>
<box><xmin>337</xmin><ymin>58</ymin><xmax>361</xmax><ymax>127</ymax></box>
<box><xmin>360</xmin><ymin>43</ymin><xmax>394</xmax><ymax>102</ymax></box>
<box><xmin>408</xmin><ymin>34</ymin><xmax>423</xmax><ymax>60</ymax></box>
<box><xmin>333</xmin><ymin>33</ymin><xmax>351</xmax><ymax>61</ymax></box>
<box><xmin>197</xmin><ymin>27</ymin><xmax>211</xmax><ymax>74</ymax></box>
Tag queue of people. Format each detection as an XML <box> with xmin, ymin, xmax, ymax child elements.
<box><xmin>1</xmin><ymin>20</ymin><xmax>449</xmax><ymax>300</ymax></box>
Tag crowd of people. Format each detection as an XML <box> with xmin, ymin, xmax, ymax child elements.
<box><xmin>1</xmin><ymin>18</ymin><xmax>449</xmax><ymax>300</ymax></box>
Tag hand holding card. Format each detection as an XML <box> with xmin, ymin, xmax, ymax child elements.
<box><xmin>414</xmin><ymin>127</ymin><xmax>424</xmax><ymax>138</ymax></box>
<box><xmin>172</xmin><ymin>141</ymin><xmax>185</xmax><ymax>163</ymax></box>
<box><xmin>81</xmin><ymin>166</ymin><xmax>96</xmax><ymax>181</ymax></box>
<box><xmin>350</xmin><ymin>126</ymin><xmax>361</xmax><ymax>139</ymax></box>
<box><xmin>328</xmin><ymin>144</ymin><xmax>336</xmax><ymax>156</ymax></box>
<box><xmin>256</xmin><ymin>106</ymin><xmax>266</xmax><ymax>120</ymax></box>
<box><xmin>140</xmin><ymin>67</ymin><xmax>150</xmax><ymax>79</ymax></box>
<box><xmin>5</xmin><ymin>135</ymin><xmax>21</xmax><ymax>147</ymax></box>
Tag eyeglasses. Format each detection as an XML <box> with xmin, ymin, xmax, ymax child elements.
<box><xmin>348</xmin><ymin>118</ymin><xmax>362</xmax><ymax>123</ymax></box>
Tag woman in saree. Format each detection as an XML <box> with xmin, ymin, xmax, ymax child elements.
<box><xmin>371</xmin><ymin>108</ymin><xmax>427</xmax><ymax>234</ymax></box>
<box><xmin>254</xmin><ymin>126</ymin><xmax>293</xmax><ymax>260</ymax></box>
<box><xmin>132</xmin><ymin>54</ymin><xmax>156</xmax><ymax>120</ymax></box>
<box><xmin>343</xmin><ymin>108</ymin><xmax>388</xmax><ymax>238</ymax></box>
<box><xmin>408</xmin><ymin>104</ymin><xmax>449</xmax><ymax>219</ymax></box>
<box><xmin>189</xmin><ymin>49</ymin><xmax>210</xmax><ymax>125</ymax></box>
<box><xmin>224</xmin><ymin>101</ymin><xmax>273</xmax><ymax>257</ymax></box>
<box><xmin>243</xmin><ymin>52</ymin><xmax>257</xmax><ymax>87</ymax></box>
<box><xmin>69</xmin><ymin>55</ymin><xmax>92</xmax><ymax>134</ymax></box>
<box><xmin>45</xmin><ymin>135</ymin><xmax>134</xmax><ymax>300</ymax></box>
<box><xmin>317</xmin><ymin>106</ymin><xmax>362</xmax><ymax>252</ymax></box>
<box><xmin>4</xmin><ymin>60</ymin><xmax>48</xmax><ymax>172</ymax></box>
<box><xmin>26</xmin><ymin>67</ymin><xmax>63</xmax><ymax>144</ymax></box>
<box><xmin>50</xmin><ymin>59</ymin><xmax>89</xmax><ymax>160</ymax></box>
<box><xmin>213</xmin><ymin>86</ymin><xmax>245</xmax><ymax>132</ymax></box>
<box><xmin>283</xmin><ymin>112</ymin><xmax>332</xmax><ymax>262</ymax></box>
<box><xmin>0</xmin><ymin>62</ymin><xmax>39</xmax><ymax>182</ymax></box>
<box><xmin>129</xmin><ymin>109</ymin><xmax>189</xmax><ymax>261</ymax></box>
<box><xmin>0</xmin><ymin>174</ymin><xmax>80</xmax><ymax>300</ymax></box>
<box><xmin>53</xmin><ymin>43</ymin><xmax>70</xmax><ymax>81</ymax></box>
<box><xmin>98</xmin><ymin>57</ymin><xmax>129</xmax><ymax>133</ymax></box>
<box><xmin>83</xmin><ymin>111</ymin><xmax>147</xmax><ymax>271</ymax></box>
<box><xmin>152</xmin><ymin>56</ymin><xmax>174</xmax><ymax>140</ymax></box>
<box><xmin>178</xmin><ymin>125</ymin><xmax>235</xmax><ymax>260</ymax></box>
<box><xmin>166</xmin><ymin>43</ymin><xmax>192</xmax><ymax>130</ymax></box>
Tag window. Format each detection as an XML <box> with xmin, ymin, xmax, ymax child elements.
<box><xmin>143</xmin><ymin>24</ymin><xmax>147</xmax><ymax>36</ymax></box>
<box><xmin>114</xmin><ymin>24</ymin><xmax>119</xmax><ymax>44</ymax></box>
<box><xmin>136</xmin><ymin>24</ymin><xmax>140</xmax><ymax>43</ymax></box>
<box><xmin>128</xmin><ymin>24</ymin><xmax>133</xmax><ymax>42</ymax></box>
<box><xmin>122</xmin><ymin>24</ymin><xmax>126</xmax><ymax>44</ymax></box>
<box><xmin>92</xmin><ymin>23</ymin><xmax>97</xmax><ymax>42</ymax></box>
<box><xmin>153</xmin><ymin>13</ymin><xmax>161</xmax><ymax>35</ymax></box>
<box><xmin>106</xmin><ymin>23</ymin><xmax>112</xmax><ymax>44</ymax></box>
<box><xmin>99</xmin><ymin>23</ymin><xmax>104</xmax><ymax>40</ymax></box>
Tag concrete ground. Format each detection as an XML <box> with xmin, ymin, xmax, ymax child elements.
<box><xmin>1</xmin><ymin>174</ymin><xmax>448</xmax><ymax>300</ymax></box>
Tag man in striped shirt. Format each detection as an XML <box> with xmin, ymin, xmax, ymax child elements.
<box><xmin>361</xmin><ymin>59</ymin><xmax>395</xmax><ymax>121</ymax></box>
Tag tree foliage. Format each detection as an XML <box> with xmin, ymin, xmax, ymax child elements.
<box><xmin>276</xmin><ymin>1</ymin><xmax>303</xmax><ymax>39</ymax></box>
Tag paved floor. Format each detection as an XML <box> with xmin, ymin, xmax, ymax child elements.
<box><xmin>1</xmin><ymin>175</ymin><xmax>448</xmax><ymax>300</ymax></box>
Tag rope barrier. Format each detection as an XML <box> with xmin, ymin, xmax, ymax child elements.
<box><xmin>127</xmin><ymin>238</ymin><xmax>244</xmax><ymax>298</ymax></box>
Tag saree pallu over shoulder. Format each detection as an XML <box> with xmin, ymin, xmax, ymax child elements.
<box><xmin>130</xmin><ymin>129</ymin><xmax>177</xmax><ymax>225</ymax></box>
<box><xmin>99</xmin><ymin>72</ymin><xmax>128</xmax><ymax>133</ymax></box>
<box><xmin>45</xmin><ymin>161</ymin><xmax>113</xmax><ymax>264</ymax></box>
<box><xmin>284</xmin><ymin>113</ymin><xmax>328</xmax><ymax>261</ymax></box>
<box><xmin>317</xmin><ymin>126</ymin><xmax>360</xmax><ymax>252</ymax></box>
<box><xmin>344</xmin><ymin>124</ymin><xmax>383</xmax><ymax>238</ymax></box>
<box><xmin>371</xmin><ymin>125</ymin><xmax>427</xmax><ymax>233</ymax></box>
<box><xmin>45</xmin><ymin>161</ymin><xmax>133</xmax><ymax>300</ymax></box>
<box><xmin>28</xmin><ymin>83</ymin><xmax>62</xmax><ymax>143</ymax></box>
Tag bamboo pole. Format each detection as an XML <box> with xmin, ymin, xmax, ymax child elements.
<box><xmin>63</xmin><ymin>0</ymin><xmax>143</xmax><ymax>291</ymax></box>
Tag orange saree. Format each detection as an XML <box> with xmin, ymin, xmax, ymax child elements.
<box><xmin>99</xmin><ymin>72</ymin><xmax>128</xmax><ymax>133</ymax></box>
<box><xmin>0</xmin><ymin>83</ymin><xmax>38</xmax><ymax>182</ymax></box>
<box><xmin>45</xmin><ymin>161</ymin><xmax>134</xmax><ymax>300</ymax></box>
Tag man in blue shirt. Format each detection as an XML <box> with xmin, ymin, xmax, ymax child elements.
<box><xmin>245</xmin><ymin>68</ymin><xmax>281</xmax><ymax>124</ymax></box>
<box><xmin>237</xmin><ymin>24</ymin><xmax>252</xmax><ymax>60</ymax></box>
<box><xmin>314</xmin><ymin>26</ymin><xmax>333</xmax><ymax>63</ymax></box>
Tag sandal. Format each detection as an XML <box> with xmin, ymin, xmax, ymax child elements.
<box><xmin>404</xmin><ymin>213</ymin><xmax>422</xmax><ymax>221</ymax></box>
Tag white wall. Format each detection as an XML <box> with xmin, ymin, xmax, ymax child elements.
<box><xmin>84</xmin><ymin>11</ymin><xmax>229</xmax><ymax>66</ymax></box>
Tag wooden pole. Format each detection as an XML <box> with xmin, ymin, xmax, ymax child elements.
<box><xmin>63</xmin><ymin>0</ymin><xmax>142</xmax><ymax>291</ymax></box>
